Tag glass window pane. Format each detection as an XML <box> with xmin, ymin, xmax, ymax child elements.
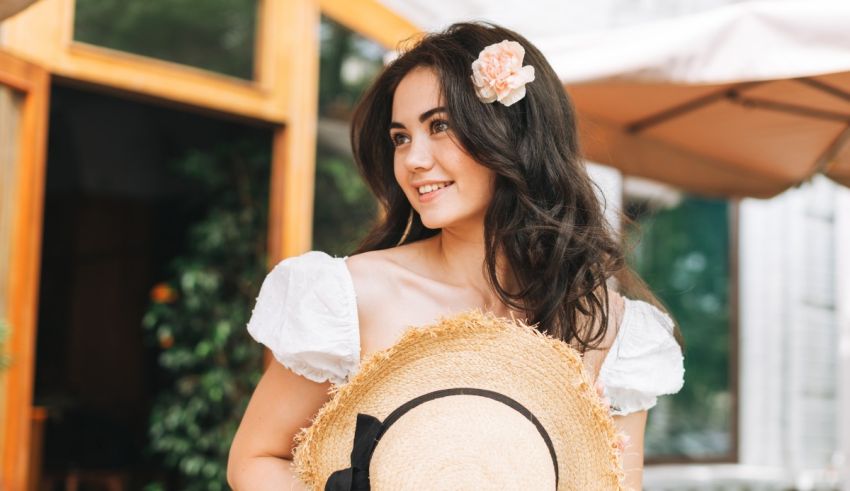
<box><xmin>73</xmin><ymin>0</ymin><xmax>257</xmax><ymax>80</ymax></box>
<box><xmin>313</xmin><ymin>16</ymin><xmax>386</xmax><ymax>255</ymax></box>
<box><xmin>623</xmin><ymin>177</ymin><xmax>734</xmax><ymax>460</ymax></box>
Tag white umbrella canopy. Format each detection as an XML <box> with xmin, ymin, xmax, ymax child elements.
<box><xmin>542</xmin><ymin>0</ymin><xmax>850</xmax><ymax>198</ymax></box>
<box><xmin>380</xmin><ymin>0</ymin><xmax>850</xmax><ymax>198</ymax></box>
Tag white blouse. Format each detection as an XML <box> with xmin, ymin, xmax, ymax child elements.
<box><xmin>247</xmin><ymin>250</ymin><xmax>685</xmax><ymax>416</ymax></box>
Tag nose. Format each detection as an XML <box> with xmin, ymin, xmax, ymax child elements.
<box><xmin>402</xmin><ymin>135</ymin><xmax>435</xmax><ymax>172</ymax></box>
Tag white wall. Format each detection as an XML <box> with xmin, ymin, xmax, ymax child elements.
<box><xmin>634</xmin><ymin>175</ymin><xmax>848</xmax><ymax>490</ymax></box>
<box><xmin>736</xmin><ymin>176</ymin><xmax>844</xmax><ymax>488</ymax></box>
<box><xmin>836</xmin><ymin>185</ymin><xmax>850</xmax><ymax>491</ymax></box>
<box><xmin>587</xmin><ymin>162</ymin><xmax>624</xmax><ymax>231</ymax></box>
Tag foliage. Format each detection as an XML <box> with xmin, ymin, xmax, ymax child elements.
<box><xmin>313</xmin><ymin>150</ymin><xmax>378</xmax><ymax>256</ymax></box>
<box><xmin>626</xmin><ymin>196</ymin><xmax>732</xmax><ymax>458</ymax></box>
<box><xmin>74</xmin><ymin>0</ymin><xmax>257</xmax><ymax>79</ymax></box>
<box><xmin>318</xmin><ymin>17</ymin><xmax>386</xmax><ymax>119</ymax></box>
<box><xmin>312</xmin><ymin>17</ymin><xmax>384</xmax><ymax>255</ymax></box>
<box><xmin>141</xmin><ymin>139</ymin><xmax>269</xmax><ymax>490</ymax></box>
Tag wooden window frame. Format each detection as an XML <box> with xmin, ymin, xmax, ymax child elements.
<box><xmin>0</xmin><ymin>0</ymin><xmax>417</xmax><ymax>262</ymax></box>
<box><xmin>0</xmin><ymin>0</ymin><xmax>289</xmax><ymax>122</ymax></box>
<box><xmin>0</xmin><ymin>48</ymin><xmax>50</xmax><ymax>491</ymax></box>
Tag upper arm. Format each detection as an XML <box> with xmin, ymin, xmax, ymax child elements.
<box><xmin>230</xmin><ymin>251</ymin><xmax>361</xmax><ymax>481</ymax></box>
<box><xmin>598</xmin><ymin>294</ymin><xmax>684</xmax><ymax>490</ymax></box>
<box><xmin>612</xmin><ymin>410</ymin><xmax>647</xmax><ymax>491</ymax></box>
<box><xmin>229</xmin><ymin>361</ymin><xmax>332</xmax><ymax>463</ymax></box>
<box><xmin>581</xmin><ymin>288</ymin><xmax>626</xmax><ymax>381</ymax></box>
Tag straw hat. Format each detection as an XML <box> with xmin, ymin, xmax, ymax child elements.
<box><xmin>292</xmin><ymin>309</ymin><xmax>625</xmax><ymax>490</ymax></box>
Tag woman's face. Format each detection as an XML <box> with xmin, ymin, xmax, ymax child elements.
<box><xmin>390</xmin><ymin>66</ymin><xmax>495</xmax><ymax>232</ymax></box>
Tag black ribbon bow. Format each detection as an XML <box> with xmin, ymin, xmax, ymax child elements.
<box><xmin>322</xmin><ymin>388</ymin><xmax>559</xmax><ymax>490</ymax></box>
<box><xmin>325</xmin><ymin>413</ymin><xmax>383</xmax><ymax>490</ymax></box>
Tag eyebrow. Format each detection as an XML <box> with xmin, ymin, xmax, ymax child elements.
<box><xmin>389</xmin><ymin>106</ymin><xmax>448</xmax><ymax>130</ymax></box>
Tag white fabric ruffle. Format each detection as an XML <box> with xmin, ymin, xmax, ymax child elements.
<box><xmin>246</xmin><ymin>250</ymin><xmax>360</xmax><ymax>385</ymax></box>
<box><xmin>598</xmin><ymin>298</ymin><xmax>685</xmax><ymax>416</ymax></box>
<box><xmin>246</xmin><ymin>251</ymin><xmax>684</xmax><ymax>412</ymax></box>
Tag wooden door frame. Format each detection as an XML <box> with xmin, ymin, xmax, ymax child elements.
<box><xmin>0</xmin><ymin>48</ymin><xmax>50</xmax><ymax>491</ymax></box>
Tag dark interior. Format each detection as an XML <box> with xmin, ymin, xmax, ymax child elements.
<box><xmin>34</xmin><ymin>83</ymin><xmax>270</xmax><ymax>489</ymax></box>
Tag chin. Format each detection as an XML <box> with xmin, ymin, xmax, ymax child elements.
<box><xmin>418</xmin><ymin>216</ymin><xmax>444</xmax><ymax>230</ymax></box>
<box><xmin>418</xmin><ymin>211</ymin><xmax>477</xmax><ymax>231</ymax></box>
<box><xmin>416</xmin><ymin>210</ymin><xmax>450</xmax><ymax>230</ymax></box>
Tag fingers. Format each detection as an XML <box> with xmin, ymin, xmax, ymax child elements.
<box><xmin>595</xmin><ymin>380</ymin><xmax>611</xmax><ymax>412</ymax></box>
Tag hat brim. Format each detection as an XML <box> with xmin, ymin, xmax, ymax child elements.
<box><xmin>293</xmin><ymin>308</ymin><xmax>625</xmax><ymax>490</ymax></box>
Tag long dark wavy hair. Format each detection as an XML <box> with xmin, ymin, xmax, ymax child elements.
<box><xmin>350</xmin><ymin>21</ymin><xmax>679</xmax><ymax>351</ymax></box>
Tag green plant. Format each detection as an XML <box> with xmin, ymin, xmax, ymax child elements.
<box><xmin>141</xmin><ymin>138</ymin><xmax>269</xmax><ymax>490</ymax></box>
<box><xmin>0</xmin><ymin>317</ymin><xmax>11</xmax><ymax>370</ymax></box>
<box><xmin>626</xmin><ymin>195</ymin><xmax>731</xmax><ymax>458</ymax></box>
<box><xmin>74</xmin><ymin>0</ymin><xmax>257</xmax><ymax>79</ymax></box>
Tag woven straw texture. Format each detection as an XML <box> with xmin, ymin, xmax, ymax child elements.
<box><xmin>292</xmin><ymin>308</ymin><xmax>625</xmax><ymax>490</ymax></box>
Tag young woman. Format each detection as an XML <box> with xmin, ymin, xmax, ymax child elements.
<box><xmin>228</xmin><ymin>22</ymin><xmax>684</xmax><ymax>490</ymax></box>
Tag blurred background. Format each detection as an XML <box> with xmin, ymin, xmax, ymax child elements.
<box><xmin>0</xmin><ymin>0</ymin><xmax>847</xmax><ymax>489</ymax></box>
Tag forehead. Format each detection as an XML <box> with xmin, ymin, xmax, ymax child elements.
<box><xmin>391</xmin><ymin>66</ymin><xmax>444</xmax><ymax>122</ymax></box>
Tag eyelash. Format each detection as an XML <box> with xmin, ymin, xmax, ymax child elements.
<box><xmin>391</xmin><ymin>119</ymin><xmax>450</xmax><ymax>147</ymax></box>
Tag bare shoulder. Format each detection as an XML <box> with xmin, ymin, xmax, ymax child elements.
<box><xmin>608</xmin><ymin>288</ymin><xmax>626</xmax><ymax>335</ymax></box>
<box><xmin>598</xmin><ymin>288</ymin><xmax>626</xmax><ymax>350</ymax></box>
<box><xmin>344</xmin><ymin>241</ymin><xmax>428</xmax><ymax>301</ymax></box>
<box><xmin>578</xmin><ymin>288</ymin><xmax>626</xmax><ymax>345</ymax></box>
<box><xmin>580</xmin><ymin>287</ymin><xmax>627</xmax><ymax>379</ymax></box>
<box><xmin>343</xmin><ymin>246</ymin><xmax>410</xmax><ymax>324</ymax></box>
<box><xmin>344</xmin><ymin>246</ymin><xmax>411</xmax><ymax>286</ymax></box>
<box><xmin>344</xmin><ymin>240</ymin><xmax>438</xmax><ymax>351</ymax></box>
<box><xmin>344</xmin><ymin>249</ymin><xmax>394</xmax><ymax>307</ymax></box>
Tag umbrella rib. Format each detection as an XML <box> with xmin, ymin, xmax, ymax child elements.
<box><xmin>628</xmin><ymin>79</ymin><xmax>850</xmax><ymax>133</ymax></box>
<box><xmin>796</xmin><ymin>77</ymin><xmax>850</xmax><ymax>104</ymax></box>
<box><xmin>626</xmin><ymin>82</ymin><xmax>766</xmax><ymax>134</ymax></box>
<box><xmin>727</xmin><ymin>93</ymin><xmax>850</xmax><ymax>123</ymax></box>
<box><xmin>810</xmin><ymin>124</ymin><xmax>850</xmax><ymax>175</ymax></box>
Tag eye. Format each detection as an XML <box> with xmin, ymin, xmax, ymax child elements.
<box><xmin>431</xmin><ymin>119</ymin><xmax>449</xmax><ymax>133</ymax></box>
<box><xmin>390</xmin><ymin>133</ymin><xmax>409</xmax><ymax>147</ymax></box>
<box><xmin>390</xmin><ymin>119</ymin><xmax>449</xmax><ymax>148</ymax></box>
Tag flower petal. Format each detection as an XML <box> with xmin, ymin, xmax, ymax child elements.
<box><xmin>520</xmin><ymin>64</ymin><xmax>535</xmax><ymax>83</ymax></box>
<box><xmin>498</xmin><ymin>85</ymin><xmax>526</xmax><ymax>106</ymax></box>
<box><xmin>477</xmin><ymin>86</ymin><xmax>498</xmax><ymax>103</ymax></box>
<box><xmin>471</xmin><ymin>40</ymin><xmax>534</xmax><ymax>106</ymax></box>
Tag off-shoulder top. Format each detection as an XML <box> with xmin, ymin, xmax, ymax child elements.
<box><xmin>246</xmin><ymin>250</ymin><xmax>685</xmax><ymax>416</ymax></box>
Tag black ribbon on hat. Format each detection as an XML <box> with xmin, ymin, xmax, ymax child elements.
<box><xmin>324</xmin><ymin>387</ymin><xmax>559</xmax><ymax>490</ymax></box>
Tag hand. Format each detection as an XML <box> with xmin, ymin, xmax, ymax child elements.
<box><xmin>594</xmin><ymin>380</ymin><xmax>612</xmax><ymax>413</ymax></box>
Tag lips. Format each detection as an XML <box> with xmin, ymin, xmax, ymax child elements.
<box><xmin>418</xmin><ymin>182</ymin><xmax>454</xmax><ymax>203</ymax></box>
<box><xmin>416</xmin><ymin>181</ymin><xmax>454</xmax><ymax>194</ymax></box>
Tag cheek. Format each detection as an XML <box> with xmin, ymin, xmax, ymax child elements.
<box><xmin>393</xmin><ymin>161</ymin><xmax>408</xmax><ymax>193</ymax></box>
<box><xmin>469</xmin><ymin>167</ymin><xmax>496</xmax><ymax>203</ymax></box>
<box><xmin>393</xmin><ymin>161</ymin><xmax>402</xmax><ymax>186</ymax></box>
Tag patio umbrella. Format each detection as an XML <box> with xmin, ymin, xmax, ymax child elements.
<box><xmin>0</xmin><ymin>0</ymin><xmax>40</xmax><ymax>21</ymax></box>
<box><xmin>381</xmin><ymin>0</ymin><xmax>850</xmax><ymax>197</ymax></box>
<box><xmin>532</xmin><ymin>1</ymin><xmax>850</xmax><ymax>198</ymax></box>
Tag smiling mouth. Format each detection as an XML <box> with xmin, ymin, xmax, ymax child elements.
<box><xmin>417</xmin><ymin>181</ymin><xmax>454</xmax><ymax>196</ymax></box>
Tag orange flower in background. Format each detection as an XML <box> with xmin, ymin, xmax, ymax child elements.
<box><xmin>150</xmin><ymin>283</ymin><xmax>178</xmax><ymax>304</ymax></box>
<box><xmin>159</xmin><ymin>334</ymin><xmax>175</xmax><ymax>349</ymax></box>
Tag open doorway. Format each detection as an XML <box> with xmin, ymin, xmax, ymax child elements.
<box><xmin>33</xmin><ymin>83</ymin><xmax>271</xmax><ymax>489</ymax></box>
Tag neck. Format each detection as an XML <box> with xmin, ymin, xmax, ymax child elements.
<box><xmin>429</xmin><ymin>219</ymin><xmax>516</xmax><ymax>312</ymax></box>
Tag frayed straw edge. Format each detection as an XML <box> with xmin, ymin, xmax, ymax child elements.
<box><xmin>293</xmin><ymin>307</ymin><xmax>625</xmax><ymax>490</ymax></box>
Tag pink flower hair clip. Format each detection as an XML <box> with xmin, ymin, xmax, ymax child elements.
<box><xmin>470</xmin><ymin>40</ymin><xmax>536</xmax><ymax>107</ymax></box>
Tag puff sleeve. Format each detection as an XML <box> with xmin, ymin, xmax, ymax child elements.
<box><xmin>597</xmin><ymin>298</ymin><xmax>685</xmax><ymax>416</ymax></box>
<box><xmin>246</xmin><ymin>250</ymin><xmax>360</xmax><ymax>385</ymax></box>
